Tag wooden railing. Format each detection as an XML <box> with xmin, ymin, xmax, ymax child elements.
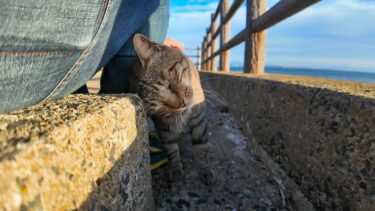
<box><xmin>185</xmin><ymin>47</ymin><xmax>201</xmax><ymax>70</ymax></box>
<box><xmin>201</xmin><ymin>0</ymin><xmax>321</xmax><ymax>73</ymax></box>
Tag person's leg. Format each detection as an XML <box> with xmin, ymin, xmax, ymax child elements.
<box><xmin>100</xmin><ymin>0</ymin><xmax>169</xmax><ymax>94</ymax></box>
<box><xmin>0</xmin><ymin>0</ymin><xmax>160</xmax><ymax>114</ymax></box>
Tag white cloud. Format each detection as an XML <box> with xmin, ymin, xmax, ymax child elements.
<box><xmin>167</xmin><ymin>0</ymin><xmax>375</xmax><ymax>72</ymax></box>
<box><xmin>168</xmin><ymin>2</ymin><xmax>217</xmax><ymax>46</ymax></box>
<box><xmin>267</xmin><ymin>0</ymin><xmax>375</xmax><ymax>70</ymax></box>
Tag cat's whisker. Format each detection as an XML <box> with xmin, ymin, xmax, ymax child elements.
<box><xmin>180</xmin><ymin>113</ymin><xmax>186</xmax><ymax>125</ymax></box>
<box><xmin>203</xmin><ymin>88</ymin><xmax>221</xmax><ymax>97</ymax></box>
<box><xmin>206</xmin><ymin>96</ymin><xmax>227</xmax><ymax>108</ymax></box>
<box><xmin>180</xmin><ymin>114</ymin><xmax>187</xmax><ymax>132</ymax></box>
<box><xmin>205</xmin><ymin>98</ymin><xmax>215</xmax><ymax>109</ymax></box>
<box><xmin>203</xmin><ymin>88</ymin><xmax>228</xmax><ymax>107</ymax></box>
<box><xmin>176</xmin><ymin>115</ymin><xmax>181</xmax><ymax>133</ymax></box>
<box><xmin>174</xmin><ymin>115</ymin><xmax>180</xmax><ymax>132</ymax></box>
<box><xmin>176</xmin><ymin>113</ymin><xmax>186</xmax><ymax>133</ymax></box>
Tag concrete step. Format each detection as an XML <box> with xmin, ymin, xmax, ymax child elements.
<box><xmin>0</xmin><ymin>94</ymin><xmax>153</xmax><ymax>210</ymax></box>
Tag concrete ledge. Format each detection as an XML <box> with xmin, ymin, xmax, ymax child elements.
<box><xmin>201</xmin><ymin>72</ymin><xmax>375</xmax><ymax>210</ymax></box>
<box><xmin>0</xmin><ymin>94</ymin><xmax>153</xmax><ymax>210</ymax></box>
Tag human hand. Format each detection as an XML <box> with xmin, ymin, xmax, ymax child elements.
<box><xmin>164</xmin><ymin>37</ymin><xmax>184</xmax><ymax>51</ymax></box>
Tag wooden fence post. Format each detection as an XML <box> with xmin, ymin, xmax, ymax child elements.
<box><xmin>200</xmin><ymin>42</ymin><xmax>204</xmax><ymax>70</ymax></box>
<box><xmin>197</xmin><ymin>46</ymin><xmax>201</xmax><ymax>70</ymax></box>
<box><xmin>244</xmin><ymin>0</ymin><xmax>267</xmax><ymax>73</ymax></box>
<box><xmin>220</xmin><ymin>0</ymin><xmax>231</xmax><ymax>72</ymax></box>
<box><xmin>206</xmin><ymin>28</ymin><xmax>212</xmax><ymax>71</ymax></box>
<box><xmin>211</xmin><ymin>14</ymin><xmax>218</xmax><ymax>71</ymax></box>
<box><xmin>203</xmin><ymin>36</ymin><xmax>207</xmax><ymax>70</ymax></box>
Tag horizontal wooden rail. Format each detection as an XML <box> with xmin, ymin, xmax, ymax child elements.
<box><xmin>204</xmin><ymin>0</ymin><xmax>244</xmax><ymax>51</ymax></box>
<box><xmin>223</xmin><ymin>29</ymin><xmax>246</xmax><ymax>52</ymax></box>
<box><xmin>212</xmin><ymin>25</ymin><xmax>221</xmax><ymax>41</ymax></box>
<box><xmin>205</xmin><ymin>3</ymin><xmax>222</xmax><ymax>45</ymax></box>
<box><xmin>223</xmin><ymin>0</ymin><xmax>245</xmax><ymax>24</ymax></box>
<box><xmin>205</xmin><ymin>25</ymin><xmax>222</xmax><ymax>51</ymax></box>
<box><xmin>253</xmin><ymin>0</ymin><xmax>321</xmax><ymax>32</ymax></box>
<box><xmin>203</xmin><ymin>28</ymin><xmax>246</xmax><ymax>64</ymax></box>
<box><xmin>203</xmin><ymin>52</ymin><xmax>218</xmax><ymax>64</ymax></box>
<box><xmin>201</xmin><ymin>0</ymin><xmax>320</xmax><ymax>73</ymax></box>
<box><xmin>213</xmin><ymin>0</ymin><xmax>222</xmax><ymax>21</ymax></box>
<box><xmin>184</xmin><ymin>47</ymin><xmax>201</xmax><ymax>69</ymax></box>
<box><xmin>184</xmin><ymin>47</ymin><xmax>199</xmax><ymax>51</ymax></box>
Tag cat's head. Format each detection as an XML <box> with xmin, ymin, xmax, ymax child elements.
<box><xmin>132</xmin><ymin>34</ymin><xmax>204</xmax><ymax>119</ymax></box>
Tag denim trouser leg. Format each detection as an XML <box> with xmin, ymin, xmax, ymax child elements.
<box><xmin>100</xmin><ymin>0</ymin><xmax>169</xmax><ymax>94</ymax></box>
<box><xmin>0</xmin><ymin>0</ymin><xmax>162</xmax><ymax>114</ymax></box>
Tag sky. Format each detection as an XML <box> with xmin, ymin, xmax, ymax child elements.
<box><xmin>167</xmin><ymin>0</ymin><xmax>375</xmax><ymax>72</ymax></box>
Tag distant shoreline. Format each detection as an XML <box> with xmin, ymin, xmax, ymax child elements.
<box><xmin>229</xmin><ymin>66</ymin><xmax>375</xmax><ymax>83</ymax></box>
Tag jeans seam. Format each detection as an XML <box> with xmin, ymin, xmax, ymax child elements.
<box><xmin>41</xmin><ymin>0</ymin><xmax>112</xmax><ymax>102</ymax></box>
<box><xmin>0</xmin><ymin>51</ymin><xmax>78</xmax><ymax>56</ymax></box>
<box><xmin>93</xmin><ymin>0</ymin><xmax>110</xmax><ymax>37</ymax></box>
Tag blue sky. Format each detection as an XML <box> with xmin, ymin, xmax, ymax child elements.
<box><xmin>167</xmin><ymin>0</ymin><xmax>375</xmax><ymax>72</ymax></box>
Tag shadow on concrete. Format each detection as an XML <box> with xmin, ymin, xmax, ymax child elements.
<box><xmin>77</xmin><ymin>101</ymin><xmax>153</xmax><ymax>210</ymax></box>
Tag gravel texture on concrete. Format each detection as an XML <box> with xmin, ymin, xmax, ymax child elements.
<box><xmin>151</xmin><ymin>99</ymin><xmax>302</xmax><ymax>211</ymax></box>
<box><xmin>200</xmin><ymin>72</ymin><xmax>375</xmax><ymax>210</ymax></box>
<box><xmin>0</xmin><ymin>94</ymin><xmax>153</xmax><ymax>211</ymax></box>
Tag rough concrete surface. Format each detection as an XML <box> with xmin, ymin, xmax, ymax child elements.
<box><xmin>200</xmin><ymin>72</ymin><xmax>375</xmax><ymax>210</ymax></box>
<box><xmin>0</xmin><ymin>94</ymin><xmax>153</xmax><ymax>211</ymax></box>
<box><xmin>152</xmin><ymin>98</ymin><xmax>315</xmax><ymax>211</ymax></box>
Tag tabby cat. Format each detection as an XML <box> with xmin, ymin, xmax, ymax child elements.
<box><xmin>129</xmin><ymin>34</ymin><xmax>212</xmax><ymax>183</ymax></box>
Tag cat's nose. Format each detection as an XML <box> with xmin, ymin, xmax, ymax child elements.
<box><xmin>180</xmin><ymin>100</ymin><xmax>185</xmax><ymax>107</ymax></box>
<box><xmin>165</xmin><ymin>96</ymin><xmax>185</xmax><ymax>109</ymax></box>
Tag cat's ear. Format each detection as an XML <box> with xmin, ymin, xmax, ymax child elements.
<box><xmin>133</xmin><ymin>34</ymin><xmax>154</xmax><ymax>67</ymax></box>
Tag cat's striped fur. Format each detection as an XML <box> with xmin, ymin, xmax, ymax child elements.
<box><xmin>129</xmin><ymin>34</ymin><xmax>212</xmax><ymax>182</ymax></box>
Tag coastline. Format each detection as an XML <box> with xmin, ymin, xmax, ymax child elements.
<box><xmin>229</xmin><ymin>66</ymin><xmax>375</xmax><ymax>84</ymax></box>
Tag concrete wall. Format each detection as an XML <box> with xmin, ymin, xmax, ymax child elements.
<box><xmin>0</xmin><ymin>94</ymin><xmax>153</xmax><ymax>211</ymax></box>
<box><xmin>201</xmin><ymin>72</ymin><xmax>375</xmax><ymax>210</ymax></box>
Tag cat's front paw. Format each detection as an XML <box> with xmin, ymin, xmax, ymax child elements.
<box><xmin>167</xmin><ymin>163</ymin><xmax>185</xmax><ymax>182</ymax></box>
<box><xmin>197</xmin><ymin>167</ymin><xmax>215</xmax><ymax>186</ymax></box>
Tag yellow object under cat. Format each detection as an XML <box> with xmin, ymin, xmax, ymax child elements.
<box><xmin>149</xmin><ymin>132</ymin><xmax>168</xmax><ymax>170</ymax></box>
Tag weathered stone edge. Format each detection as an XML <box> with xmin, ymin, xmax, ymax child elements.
<box><xmin>0</xmin><ymin>94</ymin><xmax>153</xmax><ymax>211</ymax></box>
<box><xmin>200</xmin><ymin>71</ymin><xmax>375</xmax><ymax>99</ymax></box>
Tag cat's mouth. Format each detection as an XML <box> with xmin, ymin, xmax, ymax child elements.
<box><xmin>162</xmin><ymin>94</ymin><xmax>187</xmax><ymax>110</ymax></box>
<box><xmin>165</xmin><ymin>102</ymin><xmax>187</xmax><ymax>113</ymax></box>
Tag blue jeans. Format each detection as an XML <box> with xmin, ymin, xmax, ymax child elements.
<box><xmin>0</xmin><ymin>0</ymin><xmax>169</xmax><ymax>114</ymax></box>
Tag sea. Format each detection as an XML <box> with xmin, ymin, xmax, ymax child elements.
<box><xmin>230</xmin><ymin>66</ymin><xmax>375</xmax><ymax>84</ymax></box>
